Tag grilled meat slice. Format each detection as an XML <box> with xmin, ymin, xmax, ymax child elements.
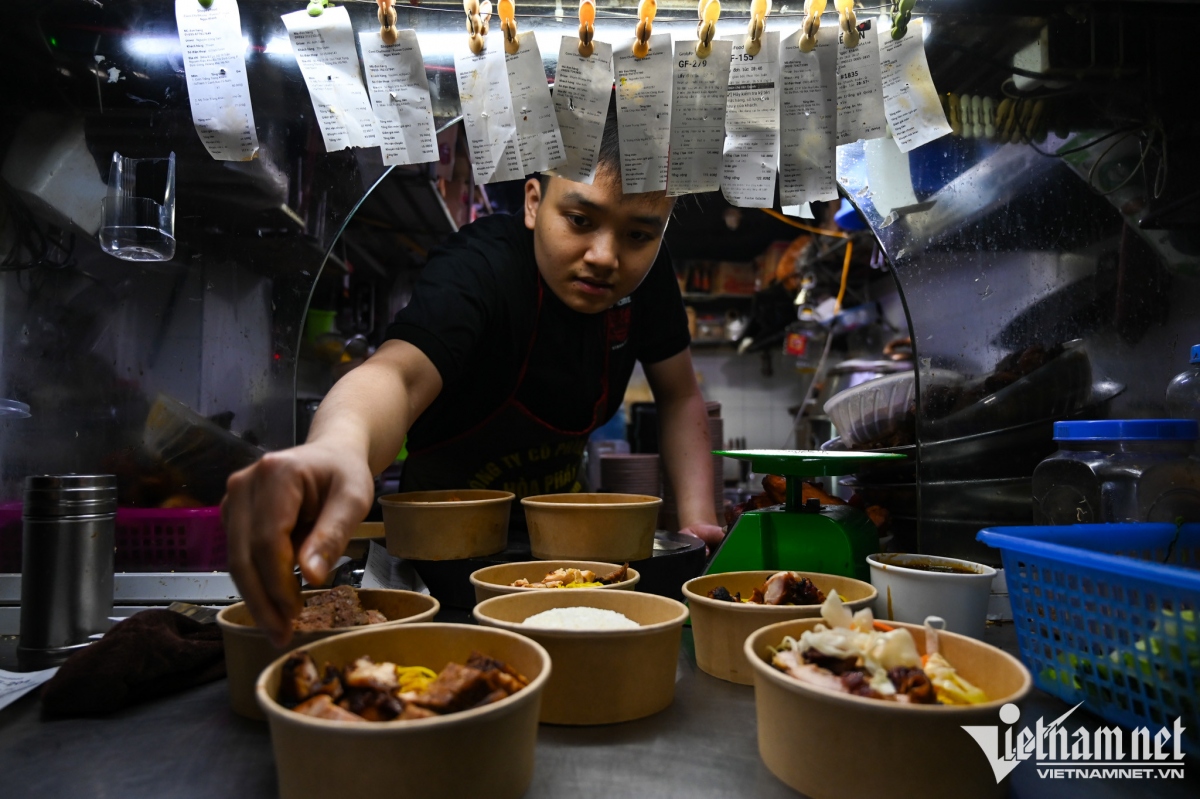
<box><xmin>466</xmin><ymin>651</ymin><xmax>529</xmax><ymax>694</ymax></box>
<box><xmin>707</xmin><ymin>586</ymin><xmax>738</xmax><ymax>602</ymax></box>
<box><xmin>338</xmin><ymin>687</ymin><xmax>405</xmax><ymax>721</ymax></box>
<box><xmin>344</xmin><ymin>656</ymin><xmax>399</xmax><ymax>691</ymax></box>
<box><xmin>801</xmin><ymin>648</ymin><xmax>861</xmax><ymax>676</ymax></box>
<box><xmin>760</xmin><ymin>572</ymin><xmax>826</xmax><ymax>605</ymax></box>
<box><xmin>599</xmin><ymin>564</ymin><xmax>629</xmax><ymax>584</ymax></box>
<box><xmin>278</xmin><ymin>652</ymin><xmax>322</xmax><ymax>706</ymax></box>
<box><xmin>293</xmin><ymin>694</ymin><xmax>367</xmax><ymax>722</ymax></box>
<box><xmin>410</xmin><ymin>663</ymin><xmax>490</xmax><ymax>713</ymax></box>
<box><xmin>888</xmin><ymin>666</ymin><xmax>938</xmax><ymax>704</ymax></box>
<box><xmin>839</xmin><ymin>670</ymin><xmax>882</xmax><ymax>699</ymax></box>
<box><xmin>398</xmin><ymin>703</ymin><xmax>438</xmax><ymax>720</ymax></box>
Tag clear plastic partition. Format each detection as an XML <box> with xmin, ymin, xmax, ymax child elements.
<box><xmin>833</xmin><ymin>5</ymin><xmax>1200</xmax><ymax>562</ymax></box>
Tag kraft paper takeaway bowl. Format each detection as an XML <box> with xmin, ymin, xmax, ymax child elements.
<box><xmin>256</xmin><ymin>622</ymin><xmax>551</xmax><ymax>799</ymax></box>
<box><xmin>522</xmin><ymin>492</ymin><xmax>662</xmax><ymax>562</ymax></box>
<box><xmin>745</xmin><ymin>618</ymin><xmax>1032</xmax><ymax>799</ymax></box>
<box><xmin>218</xmin><ymin>588</ymin><xmax>439</xmax><ymax>719</ymax></box>
<box><xmin>473</xmin><ymin>588</ymin><xmax>688</xmax><ymax>725</ymax></box>
<box><xmin>683</xmin><ymin>571</ymin><xmax>877</xmax><ymax>685</ymax></box>
<box><xmin>469</xmin><ymin>560</ymin><xmax>641</xmax><ymax>604</ymax></box>
<box><xmin>379</xmin><ymin>489</ymin><xmax>514</xmax><ymax>560</ymax></box>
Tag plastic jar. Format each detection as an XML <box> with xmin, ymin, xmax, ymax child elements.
<box><xmin>1166</xmin><ymin>344</ymin><xmax>1200</xmax><ymax>426</ymax></box>
<box><xmin>1032</xmin><ymin>419</ymin><xmax>1200</xmax><ymax>525</ymax></box>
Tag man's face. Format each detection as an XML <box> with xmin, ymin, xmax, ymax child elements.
<box><xmin>524</xmin><ymin>172</ymin><xmax>673</xmax><ymax>314</ymax></box>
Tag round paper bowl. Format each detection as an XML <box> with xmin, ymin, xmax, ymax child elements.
<box><xmin>217</xmin><ymin>588</ymin><xmax>439</xmax><ymax>719</ymax></box>
<box><xmin>868</xmin><ymin>553</ymin><xmax>997</xmax><ymax>639</ymax></box>
<box><xmin>745</xmin><ymin>618</ymin><xmax>1032</xmax><ymax>799</ymax></box>
<box><xmin>472</xmin><ymin>588</ymin><xmax>688</xmax><ymax>725</ymax></box>
<box><xmin>521</xmin><ymin>492</ymin><xmax>662</xmax><ymax>562</ymax></box>
<box><xmin>379</xmin><ymin>489</ymin><xmax>514</xmax><ymax>560</ymax></box>
<box><xmin>256</xmin><ymin>623</ymin><xmax>550</xmax><ymax>799</ymax></box>
<box><xmin>683</xmin><ymin>571</ymin><xmax>877</xmax><ymax>685</ymax></box>
<box><xmin>469</xmin><ymin>560</ymin><xmax>641</xmax><ymax>604</ymax></box>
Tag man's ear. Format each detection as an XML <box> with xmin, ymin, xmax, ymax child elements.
<box><xmin>523</xmin><ymin>177</ymin><xmax>543</xmax><ymax>231</ymax></box>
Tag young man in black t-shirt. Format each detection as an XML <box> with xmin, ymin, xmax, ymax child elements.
<box><xmin>223</xmin><ymin>102</ymin><xmax>723</xmax><ymax>646</ymax></box>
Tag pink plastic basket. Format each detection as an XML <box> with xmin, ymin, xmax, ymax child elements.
<box><xmin>0</xmin><ymin>504</ymin><xmax>227</xmax><ymax>573</ymax></box>
<box><xmin>114</xmin><ymin>507</ymin><xmax>227</xmax><ymax>572</ymax></box>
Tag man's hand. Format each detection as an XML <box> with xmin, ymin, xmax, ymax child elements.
<box><xmin>222</xmin><ymin>443</ymin><xmax>375</xmax><ymax>648</ymax></box>
<box><xmin>678</xmin><ymin>522</ymin><xmax>725</xmax><ymax>553</ymax></box>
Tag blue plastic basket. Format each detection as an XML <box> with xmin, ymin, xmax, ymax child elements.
<box><xmin>977</xmin><ymin>523</ymin><xmax>1200</xmax><ymax>755</ymax></box>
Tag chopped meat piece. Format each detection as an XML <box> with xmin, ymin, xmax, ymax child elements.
<box><xmin>706</xmin><ymin>586</ymin><xmax>738</xmax><ymax>602</ymax></box>
<box><xmin>473</xmin><ymin>688</ymin><xmax>510</xmax><ymax>707</ymax></box>
<box><xmin>291</xmin><ymin>586</ymin><xmax>388</xmax><ymax>631</ymax></box>
<box><xmin>599</xmin><ymin>564</ymin><xmax>629</xmax><ymax>584</ymax></box>
<box><xmin>801</xmin><ymin>482</ymin><xmax>846</xmax><ymax>507</ymax></box>
<box><xmin>760</xmin><ymin>572</ymin><xmax>826</xmax><ymax>606</ymax></box>
<box><xmin>761</xmin><ymin>475</ymin><xmax>787</xmax><ymax>505</ymax></box>
<box><xmin>411</xmin><ymin>663</ymin><xmax>490</xmax><ymax>713</ymax></box>
<box><xmin>344</xmin><ymin>656</ymin><xmax>399</xmax><ymax>691</ymax></box>
<box><xmin>510</xmin><ymin>578</ymin><xmax>532</xmax><ymax>588</ymax></box>
<box><xmin>749</xmin><ymin>585</ymin><xmax>767</xmax><ymax>604</ymax></box>
<box><xmin>338</xmin><ymin>687</ymin><xmax>405</xmax><ymax>721</ymax></box>
<box><xmin>278</xmin><ymin>652</ymin><xmax>322</xmax><ymax>706</ymax></box>
<box><xmin>293</xmin><ymin>694</ymin><xmax>368</xmax><ymax>722</ymax></box>
<box><xmin>398</xmin><ymin>703</ymin><xmax>438</xmax><ymax>720</ymax></box>
<box><xmin>801</xmin><ymin>648</ymin><xmax>861</xmax><ymax>676</ymax></box>
<box><xmin>466</xmin><ymin>650</ymin><xmax>530</xmax><ymax>694</ymax></box>
<box><xmin>888</xmin><ymin>666</ymin><xmax>938</xmax><ymax>704</ymax></box>
<box><xmin>839</xmin><ymin>670</ymin><xmax>882</xmax><ymax>699</ymax></box>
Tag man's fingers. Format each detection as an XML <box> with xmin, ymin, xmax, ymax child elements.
<box><xmin>297</xmin><ymin>476</ymin><xmax>371</xmax><ymax>587</ymax></box>
<box><xmin>225</xmin><ymin>469</ymin><xmax>295</xmax><ymax>648</ymax></box>
<box><xmin>247</xmin><ymin>455</ymin><xmax>304</xmax><ymax>639</ymax></box>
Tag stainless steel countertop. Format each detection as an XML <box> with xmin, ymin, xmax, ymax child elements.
<box><xmin>0</xmin><ymin>620</ymin><xmax>1196</xmax><ymax>799</ymax></box>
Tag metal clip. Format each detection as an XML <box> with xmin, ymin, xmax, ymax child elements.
<box><xmin>836</xmin><ymin>0</ymin><xmax>859</xmax><ymax>48</ymax></box>
<box><xmin>464</xmin><ymin>0</ymin><xmax>492</xmax><ymax>55</ymax></box>
<box><xmin>632</xmin><ymin>0</ymin><xmax>656</xmax><ymax>59</ymax></box>
<box><xmin>377</xmin><ymin>0</ymin><xmax>398</xmax><ymax>45</ymax></box>
<box><xmin>499</xmin><ymin>0</ymin><xmax>518</xmax><ymax>55</ymax></box>
<box><xmin>889</xmin><ymin>0</ymin><xmax>915</xmax><ymax>40</ymax></box>
<box><xmin>578</xmin><ymin>0</ymin><xmax>596</xmax><ymax>58</ymax></box>
<box><xmin>695</xmin><ymin>0</ymin><xmax>721</xmax><ymax>60</ymax></box>
<box><xmin>798</xmin><ymin>0</ymin><xmax>826</xmax><ymax>53</ymax></box>
<box><xmin>745</xmin><ymin>0</ymin><xmax>771</xmax><ymax>56</ymax></box>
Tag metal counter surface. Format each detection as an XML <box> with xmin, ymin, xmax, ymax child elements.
<box><xmin>0</xmin><ymin>623</ymin><xmax>1196</xmax><ymax>799</ymax></box>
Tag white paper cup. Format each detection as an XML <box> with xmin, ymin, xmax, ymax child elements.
<box><xmin>867</xmin><ymin>553</ymin><xmax>996</xmax><ymax>639</ymax></box>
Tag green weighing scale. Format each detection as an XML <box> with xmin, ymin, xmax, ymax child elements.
<box><xmin>707</xmin><ymin>449</ymin><xmax>906</xmax><ymax>582</ymax></box>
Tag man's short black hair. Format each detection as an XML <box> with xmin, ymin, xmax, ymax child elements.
<box><xmin>540</xmin><ymin>89</ymin><xmax>620</xmax><ymax>187</ymax></box>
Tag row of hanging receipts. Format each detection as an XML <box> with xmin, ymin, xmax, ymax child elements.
<box><xmin>175</xmin><ymin>0</ymin><xmax>949</xmax><ymax>209</ymax></box>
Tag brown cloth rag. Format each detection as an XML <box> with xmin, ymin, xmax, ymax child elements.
<box><xmin>41</xmin><ymin>609</ymin><xmax>225</xmax><ymax>716</ymax></box>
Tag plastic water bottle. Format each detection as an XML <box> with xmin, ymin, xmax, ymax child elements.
<box><xmin>1166</xmin><ymin>345</ymin><xmax>1200</xmax><ymax>425</ymax></box>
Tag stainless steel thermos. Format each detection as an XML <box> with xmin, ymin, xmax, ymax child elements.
<box><xmin>17</xmin><ymin>474</ymin><xmax>116</xmax><ymax>669</ymax></box>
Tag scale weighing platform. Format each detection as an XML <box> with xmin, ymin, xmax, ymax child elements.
<box><xmin>707</xmin><ymin>449</ymin><xmax>906</xmax><ymax>581</ymax></box>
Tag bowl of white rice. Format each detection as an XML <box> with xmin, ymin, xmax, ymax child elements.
<box><xmin>473</xmin><ymin>589</ymin><xmax>689</xmax><ymax>725</ymax></box>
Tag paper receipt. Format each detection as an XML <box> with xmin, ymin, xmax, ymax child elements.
<box><xmin>505</xmin><ymin>32</ymin><xmax>567</xmax><ymax>175</ymax></box>
<box><xmin>878</xmin><ymin>18</ymin><xmax>951</xmax><ymax>153</ymax></box>
<box><xmin>835</xmin><ymin>22</ymin><xmax>887</xmax><ymax>145</ymax></box>
<box><xmin>281</xmin><ymin>6</ymin><xmax>379</xmax><ymax>152</ymax></box>
<box><xmin>780</xmin><ymin>27</ymin><xmax>839</xmax><ymax>205</ymax></box>
<box><xmin>552</xmin><ymin>37</ymin><xmax>615</xmax><ymax>185</ymax></box>
<box><xmin>720</xmin><ymin>32</ymin><xmax>780</xmax><ymax>208</ymax></box>
<box><xmin>174</xmin><ymin>0</ymin><xmax>259</xmax><ymax>161</ymax></box>
<box><xmin>359</xmin><ymin>30</ymin><xmax>438</xmax><ymax>166</ymax></box>
<box><xmin>614</xmin><ymin>35</ymin><xmax>674</xmax><ymax>194</ymax></box>
<box><xmin>454</xmin><ymin>35</ymin><xmax>524</xmax><ymax>185</ymax></box>
<box><xmin>667</xmin><ymin>39</ymin><xmax>733</xmax><ymax>197</ymax></box>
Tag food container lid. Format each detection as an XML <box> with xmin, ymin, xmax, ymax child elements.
<box><xmin>23</xmin><ymin>474</ymin><xmax>118</xmax><ymax>517</ymax></box>
<box><xmin>1191</xmin><ymin>344</ymin><xmax>1200</xmax><ymax>364</ymax></box>
<box><xmin>1054</xmin><ymin>419</ymin><xmax>1199</xmax><ymax>442</ymax></box>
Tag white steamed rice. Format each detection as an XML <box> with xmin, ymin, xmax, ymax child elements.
<box><xmin>521</xmin><ymin>607</ymin><xmax>639</xmax><ymax>631</ymax></box>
